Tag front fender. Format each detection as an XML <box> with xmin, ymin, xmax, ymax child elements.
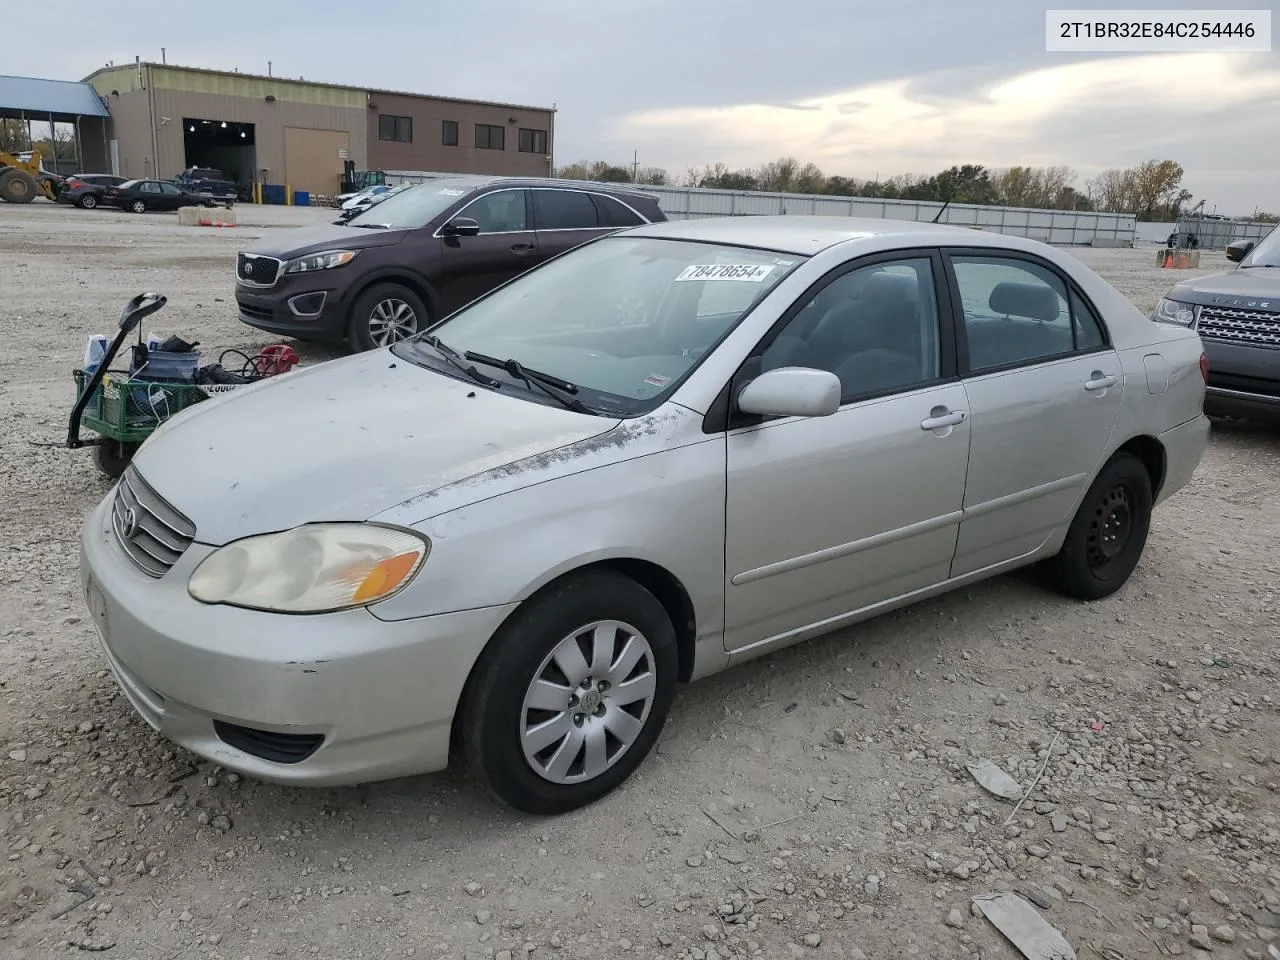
<box><xmin>366</xmin><ymin>437</ymin><xmax>728</xmax><ymax>662</ymax></box>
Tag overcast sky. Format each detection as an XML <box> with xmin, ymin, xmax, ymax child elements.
<box><xmin>9</xmin><ymin>0</ymin><xmax>1279</xmax><ymax>214</ymax></box>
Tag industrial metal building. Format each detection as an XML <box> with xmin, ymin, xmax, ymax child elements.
<box><xmin>81</xmin><ymin>62</ymin><xmax>555</xmax><ymax>196</ymax></box>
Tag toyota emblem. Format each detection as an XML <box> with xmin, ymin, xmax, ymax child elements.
<box><xmin>121</xmin><ymin>507</ymin><xmax>139</xmax><ymax>540</ymax></box>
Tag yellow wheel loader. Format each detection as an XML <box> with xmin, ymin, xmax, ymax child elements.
<box><xmin>0</xmin><ymin>151</ymin><xmax>57</xmax><ymax>203</ymax></box>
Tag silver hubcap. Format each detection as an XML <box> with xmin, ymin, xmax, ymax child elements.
<box><xmin>367</xmin><ymin>298</ymin><xmax>418</xmax><ymax>345</ymax></box>
<box><xmin>521</xmin><ymin>620</ymin><xmax>656</xmax><ymax>784</ymax></box>
<box><xmin>83</xmin><ymin>196</ymin><xmax>96</xmax><ymax>208</ymax></box>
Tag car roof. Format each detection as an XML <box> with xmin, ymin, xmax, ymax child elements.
<box><xmin>426</xmin><ymin>175</ymin><xmax>659</xmax><ymax>204</ymax></box>
<box><xmin>616</xmin><ymin>215</ymin><xmax>1048</xmax><ymax>256</ymax></box>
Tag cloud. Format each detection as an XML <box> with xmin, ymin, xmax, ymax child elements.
<box><xmin>613</xmin><ymin>51</ymin><xmax>1280</xmax><ymax>212</ymax></box>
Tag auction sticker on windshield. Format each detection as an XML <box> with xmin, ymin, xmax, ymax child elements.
<box><xmin>674</xmin><ymin>264</ymin><xmax>777</xmax><ymax>282</ymax></box>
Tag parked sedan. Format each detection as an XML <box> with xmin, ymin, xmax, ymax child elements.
<box><xmin>99</xmin><ymin>179</ymin><xmax>215</xmax><ymax>213</ymax></box>
<box><xmin>80</xmin><ymin>216</ymin><xmax>1209</xmax><ymax>815</ymax></box>
<box><xmin>57</xmin><ymin>173</ymin><xmax>129</xmax><ymax>209</ymax></box>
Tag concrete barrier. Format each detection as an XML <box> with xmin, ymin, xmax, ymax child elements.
<box><xmin>179</xmin><ymin>206</ymin><xmax>237</xmax><ymax>227</ymax></box>
<box><xmin>1155</xmin><ymin>249</ymin><xmax>1200</xmax><ymax>268</ymax></box>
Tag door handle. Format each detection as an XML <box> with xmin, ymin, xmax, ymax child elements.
<box><xmin>1084</xmin><ymin>372</ymin><xmax>1117</xmax><ymax>392</ymax></box>
<box><xmin>920</xmin><ymin>408</ymin><xmax>966</xmax><ymax>431</ymax></box>
<box><xmin>511</xmin><ymin>243</ymin><xmax>534</xmax><ymax>255</ymax></box>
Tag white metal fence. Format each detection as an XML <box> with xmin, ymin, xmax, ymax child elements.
<box><xmin>380</xmin><ymin>171</ymin><xmax>1139</xmax><ymax>246</ymax></box>
<box><xmin>1175</xmin><ymin>216</ymin><xmax>1276</xmax><ymax>251</ymax></box>
<box><xmin>627</xmin><ymin>185</ymin><xmax>1136</xmax><ymax>246</ymax></box>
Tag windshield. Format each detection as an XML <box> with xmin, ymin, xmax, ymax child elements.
<box><xmin>1242</xmin><ymin>223</ymin><xmax>1280</xmax><ymax>267</ymax></box>
<box><xmin>346</xmin><ymin>180</ymin><xmax>477</xmax><ymax>229</ymax></box>
<box><xmin>394</xmin><ymin>235</ymin><xmax>806</xmax><ymax>415</ymax></box>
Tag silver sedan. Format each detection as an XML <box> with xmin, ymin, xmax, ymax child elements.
<box><xmin>79</xmin><ymin>215</ymin><xmax>1210</xmax><ymax>815</ymax></box>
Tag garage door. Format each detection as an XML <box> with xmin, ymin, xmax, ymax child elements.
<box><xmin>283</xmin><ymin>127</ymin><xmax>350</xmax><ymax>197</ymax></box>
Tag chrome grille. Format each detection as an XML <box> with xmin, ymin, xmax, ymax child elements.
<box><xmin>236</xmin><ymin>253</ymin><xmax>282</xmax><ymax>288</ymax></box>
<box><xmin>1197</xmin><ymin>305</ymin><xmax>1280</xmax><ymax>347</ymax></box>
<box><xmin>110</xmin><ymin>465</ymin><xmax>196</xmax><ymax>578</ymax></box>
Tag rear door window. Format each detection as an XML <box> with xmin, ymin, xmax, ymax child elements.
<box><xmin>533</xmin><ymin>189</ymin><xmax>600</xmax><ymax>230</ymax></box>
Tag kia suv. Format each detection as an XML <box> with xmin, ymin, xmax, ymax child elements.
<box><xmin>234</xmin><ymin>176</ymin><xmax>667</xmax><ymax>352</ymax></box>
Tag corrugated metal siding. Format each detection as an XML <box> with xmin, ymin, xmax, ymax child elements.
<box><xmin>0</xmin><ymin>74</ymin><xmax>109</xmax><ymax>117</ymax></box>
<box><xmin>1175</xmin><ymin>216</ymin><xmax>1276</xmax><ymax>250</ymax></box>
<box><xmin>99</xmin><ymin>90</ymin><xmax>154</xmax><ymax>179</ymax></box>
<box><xmin>147</xmin><ymin>87</ymin><xmax>366</xmax><ymax>181</ymax></box>
<box><xmin>151</xmin><ymin>67</ymin><xmax>365</xmax><ymax>108</ymax></box>
<box><xmin>622</xmin><ymin>184</ymin><xmax>1137</xmax><ymax>246</ymax></box>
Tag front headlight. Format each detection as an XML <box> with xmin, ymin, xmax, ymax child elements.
<box><xmin>284</xmin><ymin>250</ymin><xmax>360</xmax><ymax>274</ymax></box>
<box><xmin>188</xmin><ymin>523</ymin><xmax>428</xmax><ymax>613</ymax></box>
<box><xmin>1153</xmin><ymin>297</ymin><xmax>1195</xmax><ymax>326</ymax></box>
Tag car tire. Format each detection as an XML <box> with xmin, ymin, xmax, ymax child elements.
<box><xmin>459</xmin><ymin>570</ymin><xmax>678</xmax><ymax>815</ymax></box>
<box><xmin>347</xmin><ymin>282</ymin><xmax>428</xmax><ymax>351</ymax></box>
<box><xmin>95</xmin><ymin>440</ymin><xmax>140</xmax><ymax>479</ymax></box>
<box><xmin>1043</xmin><ymin>451</ymin><xmax>1153</xmax><ymax>601</ymax></box>
<box><xmin>79</xmin><ymin>194</ymin><xmax>98</xmax><ymax>210</ymax></box>
<box><xmin>129</xmin><ymin>199</ymin><xmax>146</xmax><ymax>214</ymax></box>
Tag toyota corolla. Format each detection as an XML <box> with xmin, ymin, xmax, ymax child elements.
<box><xmin>80</xmin><ymin>216</ymin><xmax>1210</xmax><ymax>815</ymax></box>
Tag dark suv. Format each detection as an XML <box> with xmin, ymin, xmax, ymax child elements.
<box><xmin>234</xmin><ymin>176</ymin><xmax>667</xmax><ymax>351</ymax></box>
<box><xmin>1152</xmin><ymin>222</ymin><xmax>1280</xmax><ymax>423</ymax></box>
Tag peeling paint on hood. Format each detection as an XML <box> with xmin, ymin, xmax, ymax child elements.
<box><xmin>128</xmin><ymin>350</ymin><xmax>618</xmax><ymax>545</ymax></box>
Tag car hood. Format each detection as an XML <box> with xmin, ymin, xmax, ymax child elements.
<box><xmin>128</xmin><ymin>351</ymin><xmax>619</xmax><ymax>545</ymax></box>
<box><xmin>239</xmin><ymin>223</ymin><xmax>408</xmax><ymax>258</ymax></box>
<box><xmin>1164</xmin><ymin>268</ymin><xmax>1280</xmax><ymax>308</ymax></box>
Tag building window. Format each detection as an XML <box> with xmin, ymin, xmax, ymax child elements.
<box><xmin>475</xmin><ymin>123</ymin><xmax>505</xmax><ymax>150</ymax></box>
<box><xmin>518</xmin><ymin>128</ymin><xmax>548</xmax><ymax>154</ymax></box>
<box><xmin>378</xmin><ymin>115</ymin><xmax>413</xmax><ymax>142</ymax></box>
<box><xmin>442</xmin><ymin>120</ymin><xmax>458</xmax><ymax>146</ymax></box>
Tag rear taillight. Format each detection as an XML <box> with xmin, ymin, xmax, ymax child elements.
<box><xmin>1199</xmin><ymin>352</ymin><xmax>1209</xmax><ymax>383</ymax></box>
<box><xmin>66</xmin><ymin>178</ymin><xmax>82</xmax><ymax>188</ymax></box>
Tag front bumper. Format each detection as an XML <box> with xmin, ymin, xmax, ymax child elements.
<box><xmin>1201</xmin><ymin>339</ymin><xmax>1280</xmax><ymax>422</ymax></box>
<box><xmin>236</xmin><ymin>284</ymin><xmax>347</xmax><ymax>342</ymax></box>
<box><xmin>79</xmin><ymin>492</ymin><xmax>516</xmax><ymax>786</ymax></box>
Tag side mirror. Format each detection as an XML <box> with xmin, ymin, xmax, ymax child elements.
<box><xmin>736</xmin><ymin>367</ymin><xmax>842</xmax><ymax>419</ymax></box>
<box><xmin>441</xmin><ymin>217</ymin><xmax>481</xmax><ymax>238</ymax></box>
<box><xmin>1225</xmin><ymin>239</ymin><xmax>1254</xmax><ymax>263</ymax></box>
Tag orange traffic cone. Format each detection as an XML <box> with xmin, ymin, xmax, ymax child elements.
<box><xmin>1162</xmin><ymin>251</ymin><xmax>1173</xmax><ymax>268</ymax></box>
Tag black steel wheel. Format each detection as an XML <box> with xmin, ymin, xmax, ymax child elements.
<box><xmin>1044</xmin><ymin>451</ymin><xmax>1153</xmax><ymax>601</ymax></box>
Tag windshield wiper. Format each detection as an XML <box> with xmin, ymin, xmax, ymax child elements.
<box><xmin>464</xmin><ymin>352</ymin><xmax>595</xmax><ymax>414</ymax></box>
<box><xmin>417</xmin><ymin>335</ymin><xmax>500</xmax><ymax>387</ymax></box>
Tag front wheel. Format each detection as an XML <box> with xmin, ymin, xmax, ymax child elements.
<box><xmin>1043</xmin><ymin>451</ymin><xmax>1153</xmax><ymax>601</ymax></box>
<box><xmin>129</xmin><ymin>199</ymin><xmax>146</xmax><ymax>214</ymax></box>
<box><xmin>459</xmin><ymin>571</ymin><xmax>678</xmax><ymax>815</ymax></box>
<box><xmin>347</xmin><ymin>282</ymin><xmax>427</xmax><ymax>351</ymax></box>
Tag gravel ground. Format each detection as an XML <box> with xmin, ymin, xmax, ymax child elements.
<box><xmin>1</xmin><ymin>200</ymin><xmax>1278</xmax><ymax>960</ymax></box>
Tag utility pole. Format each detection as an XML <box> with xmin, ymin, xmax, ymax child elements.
<box><xmin>633</xmin><ymin>149</ymin><xmax>639</xmax><ymax>182</ymax></box>
<box><xmin>268</xmin><ymin>61</ymin><xmax>273</xmax><ymax>77</ymax></box>
<box><xmin>161</xmin><ymin>47</ymin><xmax>166</xmax><ymax>64</ymax></box>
